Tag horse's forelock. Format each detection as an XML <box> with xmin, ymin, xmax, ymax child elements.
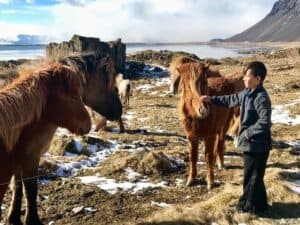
<box><xmin>53</xmin><ymin>64</ymin><xmax>84</xmax><ymax>95</ymax></box>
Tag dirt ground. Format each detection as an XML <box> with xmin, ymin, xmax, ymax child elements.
<box><xmin>1</xmin><ymin>47</ymin><xmax>300</xmax><ymax>225</ymax></box>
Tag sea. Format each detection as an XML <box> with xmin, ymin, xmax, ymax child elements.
<box><xmin>0</xmin><ymin>43</ymin><xmax>268</xmax><ymax>61</ymax></box>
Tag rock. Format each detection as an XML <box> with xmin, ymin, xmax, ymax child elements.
<box><xmin>72</xmin><ymin>206</ymin><xmax>84</xmax><ymax>215</ymax></box>
<box><xmin>204</xmin><ymin>58</ymin><xmax>221</xmax><ymax>65</ymax></box>
<box><xmin>48</xmin><ymin>136</ymin><xmax>88</xmax><ymax>156</ymax></box>
<box><xmin>272</xmin><ymin>140</ymin><xmax>290</xmax><ymax>149</ymax></box>
<box><xmin>46</xmin><ymin>34</ymin><xmax>126</xmax><ymax>72</ymax></box>
<box><xmin>285</xmin><ymin>81</ymin><xmax>300</xmax><ymax>90</ymax></box>
<box><xmin>138</xmin><ymin>151</ymin><xmax>180</xmax><ymax>175</ymax></box>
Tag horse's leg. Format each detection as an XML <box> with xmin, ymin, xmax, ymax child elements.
<box><xmin>0</xmin><ymin>183</ymin><xmax>9</xmax><ymax>220</ymax></box>
<box><xmin>95</xmin><ymin>118</ymin><xmax>107</xmax><ymax>132</ymax></box>
<box><xmin>204</xmin><ymin>135</ymin><xmax>217</xmax><ymax>190</ymax></box>
<box><xmin>7</xmin><ymin>171</ymin><xmax>23</xmax><ymax>225</ymax></box>
<box><xmin>186</xmin><ymin>137</ymin><xmax>199</xmax><ymax>186</ymax></box>
<box><xmin>232</xmin><ymin>118</ymin><xmax>240</xmax><ymax>148</ymax></box>
<box><xmin>118</xmin><ymin>118</ymin><xmax>125</xmax><ymax>133</ymax></box>
<box><xmin>216</xmin><ymin>134</ymin><xmax>226</xmax><ymax>170</ymax></box>
<box><xmin>21</xmin><ymin>155</ymin><xmax>43</xmax><ymax>225</ymax></box>
<box><xmin>0</xmin><ymin>152</ymin><xmax>18</xmax><ymax>220</ymax></box>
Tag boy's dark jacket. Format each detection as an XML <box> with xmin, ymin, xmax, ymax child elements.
<box><xmin>211</xmin><ymin>85</ymin><xmax>272</xmax><ymax>152</ymax></box>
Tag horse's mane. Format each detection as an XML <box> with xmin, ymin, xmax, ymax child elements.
<box><xmin>56</xmin><ymin>52</ymin><xmax>116</xmax><ymax>91</ymax></box>
<box><xmin>0</xmin><ymin>61</ymin><xmax>83</xmax><ymax>151</ymax></box>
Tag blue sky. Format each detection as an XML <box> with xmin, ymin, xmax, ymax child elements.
<box><xmin>0</xmin><ymin>0</ymin><xmax>277</xmax><ymax>43</ymax></box>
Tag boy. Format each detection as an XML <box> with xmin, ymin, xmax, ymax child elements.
<box><xmin>200</xmin><ymin>61</ymin><xmax>272</xmax><ymax>214</ymax></box>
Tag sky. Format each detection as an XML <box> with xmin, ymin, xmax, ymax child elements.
<box><xmin>0</xmin><ymin>0</ymin><xmax>278</xmax><ymax>44</ymax></box>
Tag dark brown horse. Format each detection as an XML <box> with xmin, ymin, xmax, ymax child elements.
<box><xmin>173</xmin><ymin>62</ymin><xmax>244</xmax><ymax>189</ymax></box>
<box><xmin>0</xmin><ymin>61</ymin><xmax>91</xmax><ymax>221</ymax></box>
<box><xmin>6</xmin><ymin>54</ymin><xmax>122</xmax><ymax>225</ymax></box>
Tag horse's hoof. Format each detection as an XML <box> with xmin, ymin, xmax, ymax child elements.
<box><xmin>207</xmin><ymin>184</ymin><xmax>212</xmax><ymax>190</ymax></box>
<box><xmin>217</xmin><ymin>165</ymin><xmax>224</xmax><ymax>170</ymax></box>
<box><xmin>186</xmin><ymin>178</ymin><xmax>196</xmax><ymax>186</ymax></box>
<box><xmin>25</xmin><ymin>218</ymin><xmax>43</xmax><ymax>225</ymax></box>
<box><xmin>8</xmin><ymin>218</ymin><xmax>23</xmax><ymax>225</ymax></box>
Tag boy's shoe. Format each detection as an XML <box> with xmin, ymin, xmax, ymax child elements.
<box><xmin>235</xmin><ymin>204</ymin><xmax>246</xmax><ymax>213</ymax></box>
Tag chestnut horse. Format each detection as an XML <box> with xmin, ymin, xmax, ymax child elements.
<box><xmin>173</xmin><ymin>62</ymin><xmax>244</xmax><ymax>189</ymax></box>
<box><xmin>170</xmin><ymin>56</ymin><xmax>243</xmax><ymax>144</ymax></box>
<box><xmin>170</xmin><ymin>56</ymin><xmax>222</xmax><ymax>94</ymax></box>
<box><xmin>0</xmin><ymin>61</ymin><xmax>91</xmax><ymax>220</ymax></box>
<box><xmin>6</xmin><ymin>54</ymin><xmax>122</xmax><ymax>225</ymax></box>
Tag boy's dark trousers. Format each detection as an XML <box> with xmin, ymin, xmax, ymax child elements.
<box><xmin>238</xmin><ymin>151</ymin><xmax>269</xmax><ymax>213</ymax></box>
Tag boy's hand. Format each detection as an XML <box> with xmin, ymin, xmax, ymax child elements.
<box><xmin>199</xmin><ymin>95</ymin><xmax>211</xmax><ymax>103</ymax></box>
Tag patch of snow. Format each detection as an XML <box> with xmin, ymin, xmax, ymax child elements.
<box><xmin>175</xmin><ymin>178</ymin><xmax>184</xmax><ymax>185</ymax></box>
<box><xmin>287</xmin><ymin>140</ymin><xmax>300</xmax><ymax>149</ymax></box>
<box><xmin>125</xmin><ymin>167</ymin><xmax>141</xmax><ymax>180</ymax></box>
<box><xmin>1</xmin><ymin>204</ymin><xmax>6</xmax><ymax>210</ymax></box>
<box><xmin>136</xmin><ymin>84</ymin><xmax>154</xmax><ymax>91</ymax></box>
<box><xmin>84</xmin><ymin>207</ymin><xmax>97</xmax><ymax>213</ymax></box>
<box><xmin>65</xmin><ymin>152</ymin><xmax>79</xmax><ymax>157</ymax></box>
<box><xmin>151</xmin><ymin>201</ymin><xmax>171</xmax><ymax>208</ymax></box>
<box><xmin>285</xmin><ymin>182</ymin><xmax>300</xmax><ymax>195</ymax></box>
<box><xmin>272</xmin><ymin>104</ymin><xmax>300</xmax><ymax>125</ymax></box>
<box><xmin>73</xmin><ymin>138</ymin><xmax>84</xmax><ymax>152</ymax></box>
<box><xmin>79</xmin><ymin>176</ymin><xmax>167</xmax><ymax>194</ymax></box>
<box><xmin>123</xmin><ymin>111</ymin><xmax>134</xmax><ymax>120</ymax></box>
<box><xmin>137</xmin><ymin>117</ymin><xmax>148</xmax><ymax>122</ymax></box>
<box><xmin>54</xmin><ymin>140</ymin><xmax>119</xmax><ymax>177</ymax></box>
<box><xmin>55</xmin><ymin>127</ymin><xmax>70</xmax><ymax>136</ymax></box>
<box><xmin>149</xmin><ymin>91</ymin><xmax>159</xmax><ymax>95</ymax></box>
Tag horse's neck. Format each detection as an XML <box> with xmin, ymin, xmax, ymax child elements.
<box><xmin>16</xmin><ymin>118</ymin><xmax>57</xmax><ymax>156</ymax></box>
<box><xmin>0</xmin><ymin>76</ymin><xmax>48</xmax><ymax>152</ymax></box>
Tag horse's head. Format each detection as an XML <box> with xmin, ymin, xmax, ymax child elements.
<box><xmin>176</xmin><ymin>62</ymin><xmax>210</xmax><ymax>119</ymax></box>
<box><xmin>45</xmin><ymin>64</ymin><xmax>91</xmax><ymax>135</ymax></box>
<box><xmin>62</xmin><ymin>54</ymin><xmax>122</xmax><ymax>121</ymax></box>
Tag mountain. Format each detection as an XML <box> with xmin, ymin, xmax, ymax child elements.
<box><xmin>0</xmin><ymin>34</ymin><xmax>49</xmax><ymax>45</ymax></box>
<box><xmin>226</xmin><ymin>0</ymin><xmax>300</xmax><ymax>42</ymax></box>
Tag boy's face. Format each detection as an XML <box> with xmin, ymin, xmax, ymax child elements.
<box><xmin>243</xmin><ymin>69</ymin><xmax>261</xmax><ymax>90</ymax></box>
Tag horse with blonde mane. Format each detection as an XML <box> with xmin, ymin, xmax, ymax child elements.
<box><xmin>172</xmin><ymin>61</ymin><xmax>244</xmax><ymax>189</ymax></box>
<box><xmin>0</xmin><ymin>61</ymin><xmax>91</xmax><ymax>222</ymax></box>
<box><xmin>5</xmin><ymin>53</ymin><xmax>123</xmax><ymax>225</ymax></box>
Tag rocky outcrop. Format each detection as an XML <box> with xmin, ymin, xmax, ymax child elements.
<box><xmin>226</xmin><ymin>0</ymin><xmax>300</xmax><ymax>42</ymax></box>
<box><xmin>46</xmin><ymin>35</ymin><xmax>126</xmax><ymax>71</ymax></box>
<box><xmin>126</xmin><ymin>49</ymin><xmax>200</xmax><ymax>67</ymax></box>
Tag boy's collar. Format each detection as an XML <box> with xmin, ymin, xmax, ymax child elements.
<box><xmin>246</xmin><ymin>85</ymin><xmax>264</xmax><ymax>96</ymax></box>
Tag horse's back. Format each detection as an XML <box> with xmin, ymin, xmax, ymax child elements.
<box><xmin>207</xmin><ymin>77</ymin><xmax>237</xmax><ymax>96</ymax></box>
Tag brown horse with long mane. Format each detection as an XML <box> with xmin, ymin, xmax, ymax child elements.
<box><xmin>172</xmin><ymin>62</ymin><xmax>244</xmax><ymax>189</ymax></box>
<box><xmin>6</xmin><ymin>54</ymin><xmax>123</xmax><ymax>225</ymax></box>
<box><xmin>171</xmin><ymin>56</ymin><xmax>243</xmax><ymax>145</ymax></box>
<box><xmin>0</xmin><ymin>61</ymin><xmax>91</xmax><ymax>220</ymax></box>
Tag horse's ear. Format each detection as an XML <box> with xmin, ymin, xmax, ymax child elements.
<box><xmin>204</xmin><ymin>63</ymin><xmax>210</xmax><ymax>70</ymax></box>
<box><xmin>171</xmin><ymin>75</ymin><xmax>181</xmax><ymax>95</ymax></box>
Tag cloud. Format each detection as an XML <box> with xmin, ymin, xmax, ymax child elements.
<box><xmin>0</xmin><ymin>20</ymin><xmax>52</xmax><ymax>42</ymax></box>
<box><xmin>1</xmin><ymin>9</ymin><xmax>16</xmax><ymax>14</ymax></box>
<box><xmin>58</xmin><ymin>0</ymin><xmax>94</xmax><ymax>7</ymax></box>
<box><xmin>0</xmin><ymin>0</ymin><xmax>10</xmax><ymax>4</ymax></box>
<box><xmin>0</xmin><ymin>0</ymin><xmax>277</xmax><ymax>42</ymax></box>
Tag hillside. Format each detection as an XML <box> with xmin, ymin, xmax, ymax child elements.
<box><xmin>226</xmin><ymin>0</ymin><xmax>300</xmax><ymax>42</ymax></box>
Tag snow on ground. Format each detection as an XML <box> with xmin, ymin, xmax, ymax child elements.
<box><xmin>285</xmin><ymin>182</ymin><xmax>300</xmax><ymax>195</ymax></box>
<box><xmin>43</xmin><ymin>72</ymin><xmax>300</xmax><ymax>196</ymax></box>
<box><xmin>151</xmin><ymin>201</ymin><xmax>171</xmax><ymax>208</ymax></box>
<box><xmin>79</xmin><ymin>176</ymin><xmax>167</xmax><ymax>194</ymax></box>
<box><xmin>272</xmin><ymin>99</ymin><xmax>300</xmax><ymax>125</ymax></box>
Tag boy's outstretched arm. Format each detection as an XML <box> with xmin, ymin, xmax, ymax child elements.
<box><xmin>201</xmin><ymin>90</ymin><xmax>245</xmax><ymax>108</ymax></box>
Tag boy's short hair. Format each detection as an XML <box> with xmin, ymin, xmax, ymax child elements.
<box><xmin>243</xmin><ymin>61</ymin><xmax>267</xmax><ymax>81</ymax></box>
